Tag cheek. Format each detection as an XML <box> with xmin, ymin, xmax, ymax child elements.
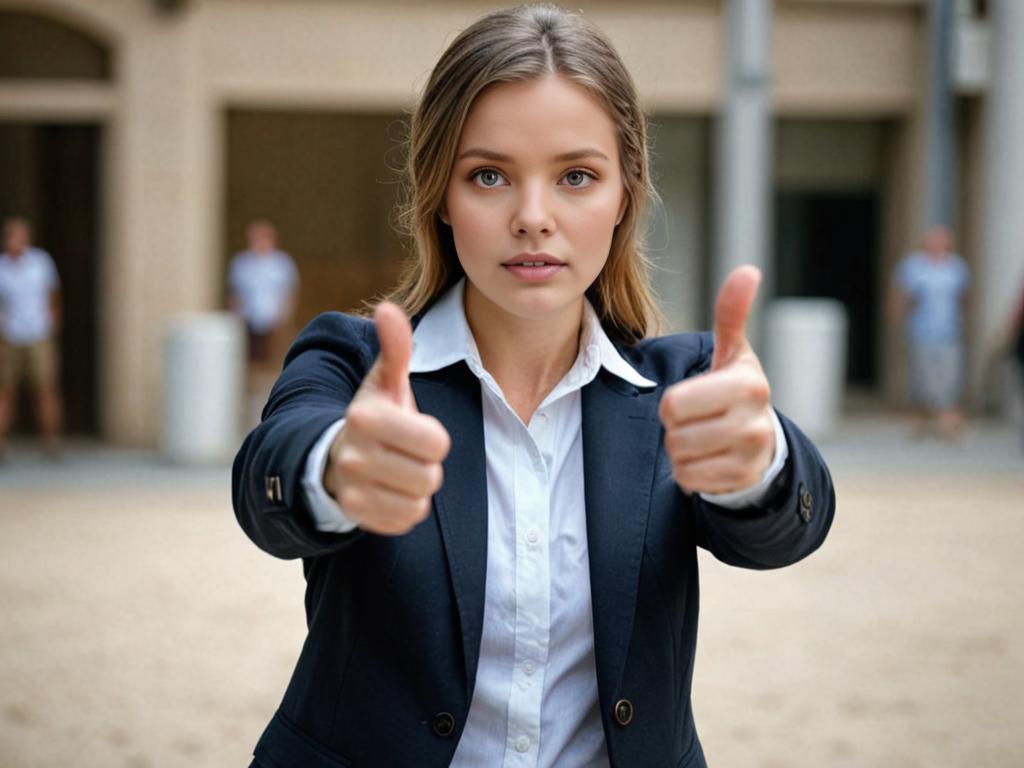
<box><xmin>445</xmin><ymin>189</ymin><xmax>497</xmax><ymax>269</ymax></box>
<box><xmin>571</xmin><ymin>191</ymin><xmax>624</xmax><ymax>247</ymax></box>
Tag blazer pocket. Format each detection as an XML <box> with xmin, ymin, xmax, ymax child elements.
<box><xmin>255</xmin><ymin>710</ymin><xmax>352</xmax><ymax>768</ymax></box>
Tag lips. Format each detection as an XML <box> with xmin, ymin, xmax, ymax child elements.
<box><xmin>502</xmin><ymin>255</ymin><xmax>566</xmax><ymax>283</ymax></box>
<box><xmin>501</xmin><ymin>253</ymin><xmax>565</xmax><ymax>267</ymax></box>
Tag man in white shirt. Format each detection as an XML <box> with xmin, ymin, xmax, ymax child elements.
<box><xmin>0</xmin><ymin>217</ymin><xmax>63</xmax><ymax>457</ymax></box>
<box><xmin>228</xmin><ymin>219</ymin><xmax>300</xmax><ymax>373</ymax></box>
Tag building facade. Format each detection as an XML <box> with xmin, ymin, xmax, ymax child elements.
<box><xmin>0</xmin><ymin>0</ymin><xmax>1019</xmax><ymax>445</ymax></box>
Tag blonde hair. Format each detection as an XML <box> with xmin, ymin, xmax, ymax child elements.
<box><xmin>388</xmin><ymin>3</ymin><xmax>663</xmax><ymax>344</ymax></box>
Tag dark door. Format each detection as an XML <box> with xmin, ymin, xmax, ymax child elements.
<box><xmin>774</xmin><ymin>190</ymin><xmax>881</xmax><ymax>387</ymax></box>
<box><xmin>0</xmin><ymin>122</ymin><xmax>101</xmax><ymax>435</ymax></box>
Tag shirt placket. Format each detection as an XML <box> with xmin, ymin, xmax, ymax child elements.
<box><xmin>504</xmin><ymin>410</ymin><xmax>552</xmax><ymax>766</ymax></box>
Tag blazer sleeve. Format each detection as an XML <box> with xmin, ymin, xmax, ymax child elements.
<box><xmin>693</xmin><ymin>410</ymin><xmax>835</xmax><ymax>569</ymax></box>
<box><xmin>688</xmin><ymin>336</ymin><xmax>836</xmax><ymax>570</ymax></box>
<box><xmin>232</xmin><ymin>312</ymin><xmax>373</xmax><ymax>560</ymax></box>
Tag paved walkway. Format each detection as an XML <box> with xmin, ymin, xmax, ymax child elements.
<box><xmin>1</xmin><ymin>413</ymin><xmax>1020</xmax><ymax>489</ymax></box>
<box><xmin>1</xmin><ymin>417</ymin><xmax>1021</xmax><ymax>767</ymax></box>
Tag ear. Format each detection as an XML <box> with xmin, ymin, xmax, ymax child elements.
<box><xmin>615</xmin><ymin>194</ymin><xmax>628</xmax><ymax>226</ymax></box>
<box><xmin>438</xmin><ymin>202</ymin><xmax>451</xmax><ymax>226</ymax></box>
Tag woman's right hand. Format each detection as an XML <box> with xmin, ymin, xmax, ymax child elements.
<box><xmin>324</xmin><ymin>302</ymin><xmax>451</xmax><ymax>535</ymax></box>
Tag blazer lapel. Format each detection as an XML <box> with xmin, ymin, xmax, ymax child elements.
<box><xmin>411</xmin><ymin>364</ymin><xmax>489</xmax><ymax>693</ymax></box>
<box><xmin>582</xmin><ymin>371</ymin><xmax>662</xmax><ymax>708</ymax></box>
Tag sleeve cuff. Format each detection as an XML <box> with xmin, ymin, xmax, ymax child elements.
<box><xmin>698</xmin><ymin>408</ymin><xmax>789</xmax><ymax>510</ymax></box>
<box><xmin>301</xmin><ymin>418</ymin><xmax>360</xmax><ymax>533</ymax></box>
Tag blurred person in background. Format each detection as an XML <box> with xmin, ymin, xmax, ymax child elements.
<box><xmin>890</xmin><ymin>226</ymin><xmax>970</xmax><ymax>440</ymax></box>
<box><xmin>228</xmin><ymin>219</ymin><xmax>299</xmax><ymax>410</ymax></box>
<box><xmin>0</xmin><ymin>217</ymin><xmax>63</xmax><ymax>459</ymax></box>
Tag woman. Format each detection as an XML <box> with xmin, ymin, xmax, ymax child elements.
<box><xmin>233</xmin><ymin>6</ymin><xmax>835</xmax><ymax>766</ymax></box>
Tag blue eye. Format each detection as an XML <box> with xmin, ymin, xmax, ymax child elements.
<box><xmin>473</xmin><ymin>169</ymin><xmax>506</xmax><ymax>188</ymax></box>
<box><xmin>562</xmin><ymin>169</ymin><xmax>594</xmax><ymax>188</ymax></box>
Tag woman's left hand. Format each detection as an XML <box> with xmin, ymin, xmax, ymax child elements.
<box><xmin>658</xmin><ymin>266</ymin><xmax>776</xmax><ymax>496</ymax></box>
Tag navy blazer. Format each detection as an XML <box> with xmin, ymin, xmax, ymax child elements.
<box><xmin>233</xmin><ymin>311</ymin><xmax>835</xmax><ymax>768</ymax></box>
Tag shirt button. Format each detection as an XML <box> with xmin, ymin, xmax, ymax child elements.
<box><xmin>515</xmin><ymin>735</ymin><xmax>530</xmax><ymax>753</ymax></box>
<box><xmin>526</xmin><ymin>529</ymin><xmax>539</xmax><ymax>545</ymax></box>
<box><xmin>523</xmin><ymin>660</ymin><xmax>536</xmax><ymax>675</ymax></box>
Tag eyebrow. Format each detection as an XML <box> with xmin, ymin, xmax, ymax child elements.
<box><xmin>455</xmin><ymin>147</ymin><xmax>611</xmax><ymax>163</ymax></box>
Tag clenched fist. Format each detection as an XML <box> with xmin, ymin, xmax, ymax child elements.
<box><xmin>658</xmin><ymin>266</ymin><xmax>776</xmax><ymax>496</ymax></box>
<box><xmin>324</xmin><ymin>302</ymin><xmax>451</xmax><ymax>535</ymax></box>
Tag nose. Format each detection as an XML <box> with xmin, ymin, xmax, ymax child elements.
<box><xmin>510</xmin><ymin>181</ymin><xmax>556</xmax><ymax>238</ymax></box>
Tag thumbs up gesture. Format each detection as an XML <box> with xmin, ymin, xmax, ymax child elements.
<box><xmin>324</xmin><ymin>302</ymin><xmax>451</xmax><ymax>535</ymax></box>
<box><xmin>658</xmin><ymin>266</ymin><xmax>776</xmax><ymax>496</ymax></box>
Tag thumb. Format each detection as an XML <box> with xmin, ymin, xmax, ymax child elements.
<box><xmin>711</xmin><ymin>265</ymin><xmax>761</xmax><ymax>370</ymax></box>
<box><xmin>372</xmin><ymin>301</ymin><xmax>413</xmax><ymax>404</ymax></box>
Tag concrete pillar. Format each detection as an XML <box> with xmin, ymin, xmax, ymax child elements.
<box><xmin>714</xmin><ymin>0</ymin><xmax>772</xmax><ymax>331</ymax></box>
<box><xmin>649</xmin><ymin>120</ymin><xmax>706</xmax><ymax>333</ymax></box>
<box><xmin>925</xmin><ymin>0</ymin><xmax>956</xmax><ymax>228</ymax></box>
<box><xmin>977</xmin><ymin>0</ymin><xmax>1024</xmax><ymax>400</ymax></box>
<box><xmin>103</xmin><ymin>7</ymin><xmax>216</xmax><ymax>445</ymax></box>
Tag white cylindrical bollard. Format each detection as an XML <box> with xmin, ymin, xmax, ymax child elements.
<box><xmin>763</xmin><ymin>299</ymin><xmax>848</xmax><ymax>440</ymax></box>
<box><xmin>163</xmin><ymin>312</ymin><xmax>245</xmax><ymax>464</ymax></box>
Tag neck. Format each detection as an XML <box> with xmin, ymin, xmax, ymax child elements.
<box><xmin>464</xmin><ymin>283</ymin><xmax>583</xmax><ymax>423</ymax></box>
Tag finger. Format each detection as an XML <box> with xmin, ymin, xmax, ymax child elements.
<box><xmin>334</xmin><ymin>442</ymin><xmax>444</xmax><ymax>498</ymax></box>
<box><xmin>658</xmin><ymin>366</ymin><xmax>769</xmax><ymax>426</ymax></box>
<box><xmin>372</xmin><ymin>301</ymin><xmax>413</xmax><ymax>403</ymax></box>
<box><xmin>337</xmin><ymin>481</ymin><xmax>432</xmax><ymax>534</ymax></box>
<box><xmin>712</xmin><ymin>265</ymin><xmax>761</xmax><ymax>370</ymax></box>
<box><xmin>664</xmin><ymin>411</ymin><xmax>774</xmax><ymax>465</ymax></box>
<box><xmin>664</xmin><ymin>415</ymin><xmax>737</xmax><ymax>463</ymax></box>
<box><xmin>673</xmin><ymin>453</ymin><xmax>762</xmax><ymax>496</ymax></box>
<box><xmin>345</xmin><ymin>399</ymin><xmax>451</xmax><ymax>463</ymax></box>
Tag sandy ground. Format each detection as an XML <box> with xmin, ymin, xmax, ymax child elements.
<box><xmin>1</xmin><ymin>423</ymin><xmax>1022</xmax><ymax>767</ymax></box>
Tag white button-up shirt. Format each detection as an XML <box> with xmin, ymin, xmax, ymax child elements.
<box><xmin>302</xmin><ymin>278</ymin><xmax>787</xmax><ymax>767</ymax></box>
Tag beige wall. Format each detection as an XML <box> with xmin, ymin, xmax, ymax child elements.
<box><xmin>0</xmin><ymin>0</ymin><xmax>929</xmax><ymax>444</ymax></box>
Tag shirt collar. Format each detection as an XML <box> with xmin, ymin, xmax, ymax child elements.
<box><xmin>409</xmin><ymin>277</ymin><xmax>656</xmax><ymax>389</ymax></box>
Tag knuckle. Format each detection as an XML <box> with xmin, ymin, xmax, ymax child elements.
<box><xmin>415</xmin><ymin>497</ymin><xmax>432</xmax><ymax>520</ymax></box>
<box><xmin>428</xmin><ymin>419</ymin><xmax>452</xmax><ymax>459</ymax></box>
<box><xmin>673</xmin><ymin>463</ymin><xmax>694</xmax><ymax>489</ymax></box>
<box><xmin>338</xmin><ymin>486</ymin><xmax>362</xmax><ymax>513</ymax></box>
<box><xmin>345</xmin><ymin>403</ymin><xmax>372</xmax><ymax>432</ymax></box>
<box><xmin>336</xmin><ymin>447</ymin><xmax>363</xmax><ymax>476</ymax></box>
<box><xmin>744</xmin><ymin>377</ymin><xmax>771</xmax><ymax>405</ymax></box>
<box><xmin>658</xmin><ymin>389</ymin><xmax>680</xmax><ymax>423</ymax></box>
<box><xmin>741</xmin><ymin>424</ymin><xmax>768</xmax><ymax>452</ymax></box>
<box><xmin>376</xmin><ymin>519</ymin><xmax>406</xmax><ymax>536</ymax></box>
<box><xmin>427</xmin><ymin>463</ymin><xmax>444</xmax><ymax>494</ymax></box>
<box><xmin>737</xmin><ymin>469</ymin><xmax>759</xmax><ymax>489</ymax></box>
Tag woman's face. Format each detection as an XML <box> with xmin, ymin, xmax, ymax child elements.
<box><xmin>445</xmin><ymin>74</ymin><xmax>626</xmax><ymax>329</ymax></box>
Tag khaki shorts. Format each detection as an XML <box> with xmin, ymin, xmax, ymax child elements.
<box><xmin>0</xmin><ymin>337</ymin><xmax>60</xmax><ymax>392</ymax></box>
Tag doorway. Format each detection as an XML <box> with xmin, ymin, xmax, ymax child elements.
<box><xmin>0</xmin><ymin>122</ymin><xmax>102</xmax><ymax>435</ymax></box>
<box><xmin>774</xmin><ymin>190</ymin><xmax>881</xmax><ymax>387</ymax></box>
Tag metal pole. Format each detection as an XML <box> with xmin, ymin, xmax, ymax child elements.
<box><xmin>714</xmin><ymin>0</ymin><xmax>773</xmax><ymax>336</ymax></box>
<box><xmin>978</xmin><ymin>0</ymin><xmax>1024</xmax><ymax>385</ymax></box>
<box><xmin>925</xmin><ymin>0</ymin><xmax>957</xmax><ymax>228</ymax></box>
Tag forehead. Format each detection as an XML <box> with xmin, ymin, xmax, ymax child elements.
<box><xmin>457</xmin><ymin>74</ymin><xmax>619</xmax><ymax>160</ymax></box>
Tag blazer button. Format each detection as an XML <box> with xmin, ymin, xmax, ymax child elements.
<box><xmin>798</xmin><ymin>483</ymin><xmax>813</xmax><ymax>523</ymax></box>
<box><xmin>613</xmin><ymin>698</ymin><xmax>634</xmax><ymax>727</ymax></box>
<box><xmin>432</xmin><ymin>712</ymin><xmax>455</xmax><ymax>738</ymax></box>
